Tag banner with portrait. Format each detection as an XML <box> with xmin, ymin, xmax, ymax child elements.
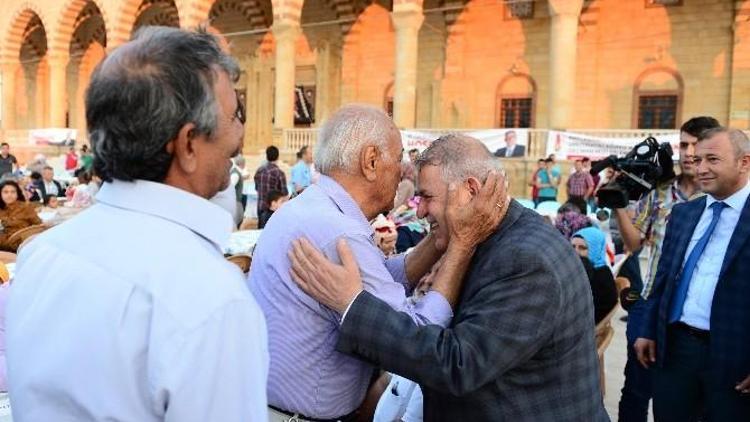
<box><xmin>400</xmin><ymin>129</ymin><xmax>529</xmax><ymax>158</ymax></box>
<box><xmin>28</xmin><ymin>128</ymin><xmax>77</xmax><ymax>146</ymax></box>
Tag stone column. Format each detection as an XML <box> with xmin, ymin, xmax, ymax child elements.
<box><xmin>392</xmin><ymin>5</ymin><xmax>424</xmax><ymax>128</ymax></box>
<box><xmin>1</xmin><ymin>61</ymin><xmax>18</xmax><ymax>130</ymax></box>
<box><xmin>548</xmin><ymin>0</ymin><xmax>584</xmax><ymax>130</ymax></box>
<box><xmin>272</xmin><ymin>20</ymin><xmax>300</xmax><ymax>131</ymax></box>
<box><xmin>48</xmin><ymin>54</ymin><xmax>70</xmax><ymax>128</ymax></box>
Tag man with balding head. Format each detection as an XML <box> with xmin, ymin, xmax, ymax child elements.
<box><xmin>249</xmin><ymin>105</ymin><xmax>506</xmax><ymax>421</ymax></box>
<box><xmin>289</xmin><ymin>134</ymin><xmax>609</xmax><ymax>421</ymax></box>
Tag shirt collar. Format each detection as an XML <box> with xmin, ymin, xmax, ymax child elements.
<box><xmin>315</xmin><ymin>175</ymin><xmax>373</xmax><ymax>235</ymax></box>
<box><xmin>96</xmin><ymin>180</ymin><xmax>233</xmax><ymax>252</ymax></box>
<box><xmin>705</xmin><ymin>180</ymin><xmax>750</xmax><ymax>212</ymax></box>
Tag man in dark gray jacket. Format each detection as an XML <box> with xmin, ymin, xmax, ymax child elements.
<box><xmin>289</xmin><ymin>134</ymin><xmax>609</xmax><ymax>421</ymax></box>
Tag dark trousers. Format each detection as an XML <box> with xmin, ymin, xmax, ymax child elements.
<box><xmin>618</xmin><ymin>299</ymin><xmax>652</xmax><ymax>422</ymax></box>
<box><xmin>653</xmin><ymin>324</ymin><xmax>750</xmax><ymax>422</ymax></box>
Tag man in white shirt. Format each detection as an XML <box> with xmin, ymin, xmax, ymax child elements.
<box><xmin>6</xmin><ymin>27</ymin><xmax>268</xmax><ymax>422</ymax></box>
<box><xmin>635</xmin><ymin>127</ymin><xmax>750</xmax><ymax>421</ymax></box>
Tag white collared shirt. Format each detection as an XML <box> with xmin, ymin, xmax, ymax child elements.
<box><xmin>44</xmin><ymin>180</ymin><xmax>59</xmax><ymax>196</ymax></box>
<box><xmin>7</xmin><ymin>180</ymin><xmax>268</xmax><ymax>421</ymax></box>
<box><xmin>679</xmin><ymin>180</ymin><xmax>750</xmax><ymax>330</ymax></box>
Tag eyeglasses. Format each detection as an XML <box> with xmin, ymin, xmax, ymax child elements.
<box><xmin>233</xmin><ymin>91</ymin><xmax>246</xmax><ymax>125</ymax></box>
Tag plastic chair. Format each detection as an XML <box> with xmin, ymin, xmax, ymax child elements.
<box><xmin>516</xmin><ymin>199</ymin><xmax>535</xmax><ymax>209</ymax></box>
<box><xmin>535</xmin><ymin>201</ymin><xmax>561</xmax><ymax>216</ymax></box>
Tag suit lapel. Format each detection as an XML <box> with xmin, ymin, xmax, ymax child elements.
<box><xmin>720</xmin><ymin>195</ymin><xmax>750</xmax><ymax>278</ymax></box>
<box><xmin>669</xmin><ymin>198</ymin><xmax>705</xmax><ymax>278</ymax></box>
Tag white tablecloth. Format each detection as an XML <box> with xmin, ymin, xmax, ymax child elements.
<box><xmin>225</xmin><ymin>230</ymin><xmax>262</xmax><ymax>255</ymax></box>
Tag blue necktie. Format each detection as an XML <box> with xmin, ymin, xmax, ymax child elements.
<box><xmin>669</xmin><ymin>201</ymin><xmax>728</xmax><ymax>323</ymax></box>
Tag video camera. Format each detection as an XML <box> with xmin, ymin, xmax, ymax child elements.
<box><xmin>590</xmin><ymin>137</ymin><xmax>675</xmax><ymax>209</ymax></box>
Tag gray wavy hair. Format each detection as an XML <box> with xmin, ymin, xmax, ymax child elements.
<box><xmin>415</xmin><ymin>134</ymin><xmax>504</xmax><ymax>183</ymax></box>
<box><xmin>315</xmin><ymin>104</ymin><xmax>398</xmax><ymax>175</ymax></box>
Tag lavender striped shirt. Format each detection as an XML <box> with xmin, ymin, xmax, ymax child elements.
<box><xmin>248</xmin><ymin>175</ymin><xmax>452</xmax><ymax>419</ymax></box>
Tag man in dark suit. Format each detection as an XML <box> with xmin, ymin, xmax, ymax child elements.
<box><xmin>635</xmin><ymin>127</ymin><xmax>750</xmax><ymax>421</ymax></box>
<box><xmin>33</xmin><ymin>165</ymin><xmax>66</xmax><ymax>201</ymax></box>
<box><xmin>289</xmin><ymin>135</ymin><xmax>608</xmax><ymax>421</ymax></box>
<box><xmin>493</xmin><ymin>130</ymin><xmax>526</xmax><ymax>158</ymax></box>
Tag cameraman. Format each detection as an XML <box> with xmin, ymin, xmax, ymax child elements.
<box><xmin>614</xmin><ymin>116</ymin><xmax>719</xmax><ymax>422</ymax></box>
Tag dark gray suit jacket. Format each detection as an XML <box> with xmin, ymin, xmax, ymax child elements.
<box><xmin>337</xmin><ymin>200</ymin><xmax>609</xmax><ymax>421</ymax></box>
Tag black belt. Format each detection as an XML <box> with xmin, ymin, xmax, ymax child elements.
<box><xmin>673</xmin><ymin>322</ymin><xmax>710</xmax><ymax>341</ymax></box>
<box><xmin>269</xmin><ymin>405</ymin><xmax>357</xmax><ymax>422</ymax></box>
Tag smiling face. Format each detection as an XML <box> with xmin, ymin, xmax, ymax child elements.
<box><xmin>694</xmin><ymin>132</ymin><xmax>750</xmax><ymax>200</ymax></box>
<box><xmin>416</xmin><ymin>165</ymin><xmax>451</xmax><ymax>250</ymax></box>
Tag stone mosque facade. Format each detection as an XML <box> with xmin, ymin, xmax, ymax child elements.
<box><xmin>1</xmin><ymin>0</ymin><xmax>749</xmax><ymax>153</ymax></box>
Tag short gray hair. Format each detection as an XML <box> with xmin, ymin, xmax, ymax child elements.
<box><xmin>87</xmin><ymin>26</ymin><xmax>240</xmax><ymax>183</ymax></box>
<box><xmin>315</xmin><ymin>104</ymin><xmax>398</xmax><ymax>175</ymax></box>
<box><xmin>698</xmin><ymin>127</ymin><xmax>750</xmax><ymax>158</ymax></box>
<box><xmin>415</xmin><ymin>134</ymin><xmax>503</xmax><ymax>183</ymax></box>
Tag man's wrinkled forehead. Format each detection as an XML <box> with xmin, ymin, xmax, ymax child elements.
<box><xmin>416</xmin><ymin>164</ymin><xmax>447</xmax><ymax>196</ymax></box>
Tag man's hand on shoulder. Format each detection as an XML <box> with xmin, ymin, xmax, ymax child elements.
<box><xmin>289</xmin><ymin>238</ymin><xmax>363</xmax><ymax>314</ymax></box>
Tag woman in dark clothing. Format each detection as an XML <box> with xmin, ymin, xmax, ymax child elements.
<box><xmin>571</xmin><ymin>227</ymin><xmax>618</xmax><ymax>324</ymax></box>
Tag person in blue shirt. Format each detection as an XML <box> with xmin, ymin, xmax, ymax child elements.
<box><xmin>536</xmin><ymin>158</ymin><xmax>560</xmax><ymax>205</ymax></box>
<box><xmin>291</xmin><ymin>146</ymin><xmax>313</xmax><ymax>194</ymax></box>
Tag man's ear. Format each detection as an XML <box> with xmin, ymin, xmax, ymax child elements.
<box><xmin>465</xmin><ymin>176</ymin><xmax>482</xmax><ymax>197</ymax></box>
<box><xmin>739</xmin><ymin>153</ymin><xmax>750</xmax><ymax>176</ymax></box>
<box><xmin>170</xmin><ymin>123</ymin><xmax>199</xmax><ymax>174</ymax></box>
<box><xmin>360</xmin><ymin>145</ymin><xmax>379</xmax><ymax>182</ymax></box>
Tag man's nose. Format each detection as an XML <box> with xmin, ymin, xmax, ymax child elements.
<box><xmin>416</xmin><ymin>201</ymin><xmax>427</xmax><ymax>219</ymax></box>
<box><xmin>685</xmin><ymin>143</ymin><xmax>696</xmax><ymax>158</ymax></box>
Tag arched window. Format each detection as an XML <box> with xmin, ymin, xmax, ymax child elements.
<box><xmin>633</xmin><ymin>68</ymin><xmax>683</xmax><ymax>129</ymax></box>
<box><xmin>496</xmin><ymin>74</ymin><xmax>536</xmax><ymax>128</ymax></box>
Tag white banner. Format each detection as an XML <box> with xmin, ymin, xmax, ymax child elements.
<box><xmin>28</xmin><ymin>128</ymin><xmax>77</xmax><ymax>146</ymax></box>
<box><xmin>546</xmin><ymin>130</ymin><xmax>680</xmax><ymax>161</ymax></box>
<box><xmin>400</xmin><ymin>129</ymin><xmax>529</xmax><ymax>158</ymax></box>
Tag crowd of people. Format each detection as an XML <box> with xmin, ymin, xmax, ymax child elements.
<box><xmin>0</xmin><ymin>142</ymin><xmax>100</xmax><ymax>253</ymax></box>
<box><xmin>0</xmin><ymin>27</ymin><xmax>748</xmax><ymax>422</ymax></box>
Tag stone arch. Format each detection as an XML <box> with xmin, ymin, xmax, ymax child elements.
<box><xmin>495</xmin><ymin>73</ymin><xmax>536</xmax><ymax>127</ymax></box>
<box><xmin>340</xmin><ymin>2</ymin><xmax>395</xmax><ymax>105</ymax></box>
<box><xmin>632</xmin><ymin>67</ymin><xmax>684</xmax><ymax>129</ymax></box>
<box><xmin>441</xmin><ymin>0</ymin><xmax>529</xmax><ymax>127</ymax></box>
<box><xmin>210</xmin><ymin>0</ymin><xmax>272</xmax><ymax>32</ymax></box>
<box><xmin>133</xmin><ymin>0</ymin><xmax>181</xmax><ymax>30</ymax></box>
<box><xmin>50</xmin><ymin>0</ymin><xmax>109</xmax><ymax>57</ymax></box>
<box><xmin>2</xmin><ymin>3</ymin><xmax>50</xmax><ymax>62</ymax></box>
<box><xmin>110</xmin><ymin>0</ymin><xmax>181</xmax><ymax>46</ymax></box>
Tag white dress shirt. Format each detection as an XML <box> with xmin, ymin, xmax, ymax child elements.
<box><xmin>6</xmin><ymin>180</ymin><xmax>268</xmax><ymax>421</ymax></box>
<box><xmin>680</xmin><ymin>181</ymin><xmax>750</xmax><ymax>330</ymax></box>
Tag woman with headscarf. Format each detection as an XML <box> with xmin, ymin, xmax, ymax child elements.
<box><xmin>571</xmin><ymin>227</ymin><xmax>618</xmax><ymax>324</ymax></box>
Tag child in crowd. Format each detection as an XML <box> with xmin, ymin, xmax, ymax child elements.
<box><xmin>263</xmin><ymin>190</ymin><xmax>288</xmax><ymax>226</ymax></box>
